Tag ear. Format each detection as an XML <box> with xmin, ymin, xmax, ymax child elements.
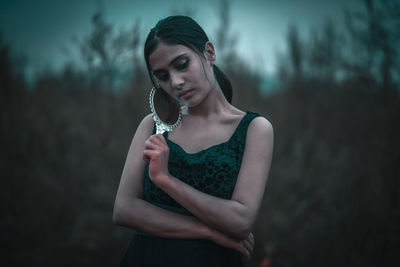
<box><xmin>203</xmin><ymin>41</ymin><xmax>216</xmax><ymax>66</ymax></box>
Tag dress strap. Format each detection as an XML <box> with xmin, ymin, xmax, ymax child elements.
<box><xmin>228</xmin><ymin>111</ymin><xmax>260</xmax><ymax>146</ymax></box>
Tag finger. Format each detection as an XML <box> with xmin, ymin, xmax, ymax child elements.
<box><xmin>146</xmin><ymin>134</ymin><xmax>163</xmax><ymax>144</ymax></box>
<box><xmin>236</xmin><ymin>242</ymin><xmax>250</xmax><ymax>261</ymax></box>
<box><xmin>224</xmin><ymin>238</ymin><xmax>248</xmax><ymax>260</ymax></box>
<box><xmin>248</xmin><ymin>233</ymin><xmax>255</xmax><ymax>247</ymax></box>
<box><xmin>143</xmin><ymin>149</ymin><xmax>160</xmax><ymax>162</ymax></box>
<box><xmin>153</xmin><ymin>138</ymin><xmax>165</xmax><ymax>147</ymax></box>
<box><xmin>144</xmin><ymin>139</ymin><xmax>161</xmax><ymax>151</ymax></box>
<box><xmin>146</xmin><ymin>136</ymin><xmax>165</xmax><ymax>148</ymax></box>
<box><xmin>148</xmin><ymin>135</ymin><xmax>169</xmax><ymax>154</ymax></box>
<box><xmin>152</xmin><ymin>134</ymin><xmax>167</xmax><ymax>145</ymax></box>
<box><xmin>241</xmin><ymin>240</ymin><xmax>253</xmax><ymax>255</ymax></box>
<box><xmin>240</xmin><ymin>249</ymin><xmax>251</xmax><ymax>262</ymax></box>
<box><xmin>213</xmin><ymin>231</ymin><xmax>249</xmax><ymax>260</ymax></box>
<box><xmin>145</xmin><ymin>134</ymin><xmax>169</xmax><ymax>150</ymax></box>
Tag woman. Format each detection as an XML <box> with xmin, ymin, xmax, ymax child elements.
<box><xmin>113</xmin><ymin>15</ymin><xmax>274</xmax><ymax>266</ymax></box>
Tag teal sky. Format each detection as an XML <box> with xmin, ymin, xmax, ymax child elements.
<box><xmin>0</xmin><ymin>0</ymin><xmax>363</xmax><ymax>77</ymax></box>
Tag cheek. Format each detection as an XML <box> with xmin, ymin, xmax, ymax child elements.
<box><xmin>201</xmin><ymin>68</ymin><xmax>215</xmax><ymax>89</ymax></box>
<box><xmin>189</xmin><ymin>58</ymin><xmax>206</xmax><ymax>80</ymax></box>
<box><xmin>194</xmin><ymin>64</ymin><xmax>212</xmax><ymax>86</ymax></box>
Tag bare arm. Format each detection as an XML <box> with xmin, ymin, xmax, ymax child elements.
<box><xmin>145</xmin><ymin>117</ymin><xmax>274</xmax><ymax>240</ymax></box>
<box><xmin>113</xmin><ymin>114</ymin><xmax>208</xmax><ymax>238</ymax></box>
<box><xmin>113</xmin><ymin>115</ymin><xmax>251</xmax><ymax>256</ymax></box>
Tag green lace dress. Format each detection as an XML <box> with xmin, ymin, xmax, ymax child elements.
<box><xmin>120</xmin><ymin>112</ymin><xmax>260</xmax><ymax>267</ymax></box>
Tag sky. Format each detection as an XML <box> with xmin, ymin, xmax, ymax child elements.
<box><xmin>0</xmin><ymin>0</ymin><xmax>363</xmax><ymax>78</ymax></box>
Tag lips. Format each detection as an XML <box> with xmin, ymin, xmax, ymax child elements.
<box><xmin>178</xmin><ymin>89</ymin><xmax>193</xmax><ymax>99</ymax></box>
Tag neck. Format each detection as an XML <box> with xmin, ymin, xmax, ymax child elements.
<box><xmin>187</xmin><ymin>83</ymin><xmax>232</xmax><ymax>119</ymax></box>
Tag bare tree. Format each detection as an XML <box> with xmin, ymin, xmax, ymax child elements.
<box><xmin>344</xmin><ymin>0</ymin><xmax>400</xmax><ymax>97</ymax></box>
<box><xmin>307</xmin><ymin>20</ymin><xmax>343</xmax><ymax>81</ymax></box>
<box><xmin>287</xmin><ymin>25</ymin><xmax>304</xmax><ymax>80</ymax></box>
<box><xmin>214</xmin><ymin>0</ymin><xmax>238</xmax><ymax>69</ymax></box>
<box><xmin>78</xmin><ymin>10</ymin><xmax>142</xmax><ymax>90</ymax></box>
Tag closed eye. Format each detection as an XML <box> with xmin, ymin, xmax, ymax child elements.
<box><xmin>156</xmin><ymin>72</ymin><xmax>169</xmax><ymax>81</ymax></box>
<box><xmin>152</xmin><ymin>56</ymin><xmax>189</xmax><ymax>82</ymax></box>
<box><xmin>176</xmin><ymin>58</ymin><xmax>189</xmax><ymax>70</ymax></box>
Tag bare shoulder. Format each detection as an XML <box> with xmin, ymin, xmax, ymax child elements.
<box><xmin>128</xmin><ymin>114</ymin><xmax>154</xmax><ymax>149</ymax></box>
<box><xmin>245</xmin><ymin>116</ymin><xmax>274</xmax><ymax>162</ymax></box>
<box><xmin>246</xmin><ymin>116</ymin><xmax>274</xmax><ymax>151</ymax></box>
<box><xmin>136</xmin><ymin>114</ymin><xmax>154</xmax><ymax>136</ymax></box>
<box><xmin>248</xmin><ymin>116</ymin><xmax>273</xmax><ymax>136</ymax></box>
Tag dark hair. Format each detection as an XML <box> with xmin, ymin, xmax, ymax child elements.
<box><xmin>144</xmin><ymin>15</ymin><xmax>232</xmax><ymax>103</ymax></box>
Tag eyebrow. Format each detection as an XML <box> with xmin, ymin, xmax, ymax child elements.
<box><xmin>152</xmin><ymin>53</ymin><xmax>187</xmax><ymax>75</ymax></box>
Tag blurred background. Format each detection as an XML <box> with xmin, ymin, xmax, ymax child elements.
<box><xmin>1</xmin><ymin>0</ymin><xmax>399</xmax><ymax>266</ymax></box>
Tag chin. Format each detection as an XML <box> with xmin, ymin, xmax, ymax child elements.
<box><xmin>184</xmin><ymin>96</ymin><xmax>203</xmax><ymax>108</ymax></box>
<box><xmin>179</xmin><ymin>96</ymin><xmax>196</xmax><ymax>108</ymax></box>
<box><xmin>182</xmin><ymin>90</ymin><xmax>208</xmax><ymax>108</ymax></box>
<box><xmin>182</xmin><ymin>101</ymin><xmax>196</xmax><ymax>108</ymax></box>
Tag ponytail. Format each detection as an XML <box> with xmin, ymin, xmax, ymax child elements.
<box><xmin>213</xmin><ymin>65</ymin><xmax>233</xmax><ymax>104</ymax></box>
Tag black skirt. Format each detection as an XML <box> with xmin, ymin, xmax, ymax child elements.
<box><xmin>119</xmin><ymin>234</ymin><xmax>244</xmax><ymax>267</ymax></box>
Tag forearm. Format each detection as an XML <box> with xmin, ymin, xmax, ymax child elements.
<box><xmin>158</xmin><ymin>174</ymin><xmax>252</xmax><ymax>240</ymax></box>
<box><xmin>113</xmin><ymin>196</ymin><xmax>213</xmax><ymax>239</ymax></box>
<box><xmin>113</xmin><ymin>197</ymin><xmax>250</xmax><ymax>258</ymax></box>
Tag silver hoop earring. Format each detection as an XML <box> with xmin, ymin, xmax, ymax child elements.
<box><xmin>149</xmin><ymin>85</ymin><xmax>182</xmax><ymax>134</ymax></box>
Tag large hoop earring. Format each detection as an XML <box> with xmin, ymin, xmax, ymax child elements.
<box><xmin>149</xmin><ymin>84</ymin><xmax>182</xmax><ymax>134</ymax></box>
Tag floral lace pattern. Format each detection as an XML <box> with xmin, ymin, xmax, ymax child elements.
<box><xmin>143</xmin><ymin>112</ymin><xmax>260</xmax><ymax>215</ymax></box>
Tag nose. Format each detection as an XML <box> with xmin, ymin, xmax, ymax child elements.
<box><xmin>170</xmin><ymin>72</ymin><xmax>184</xmax><ymax>90</ymax></box>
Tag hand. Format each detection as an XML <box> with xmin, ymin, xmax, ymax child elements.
<box><xmin>240</xmin><ymin>232</ymin><xmax>255</xmax><ymax>261</ymax></box>
<box><xmin>143</xmin><ymin>134</ymin><xmax>171</xmax><ymax>186</ymax></box>
<box><xmin>210</xmin><ymin>229</ymin><xmax>254</xmax><ymax>261</ymax></box>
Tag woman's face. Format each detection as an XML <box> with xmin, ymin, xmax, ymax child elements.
<box><xmin>148</xmin><ymin>42</ymin><xmax>216</xmax><ymax>107</ymax></box>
